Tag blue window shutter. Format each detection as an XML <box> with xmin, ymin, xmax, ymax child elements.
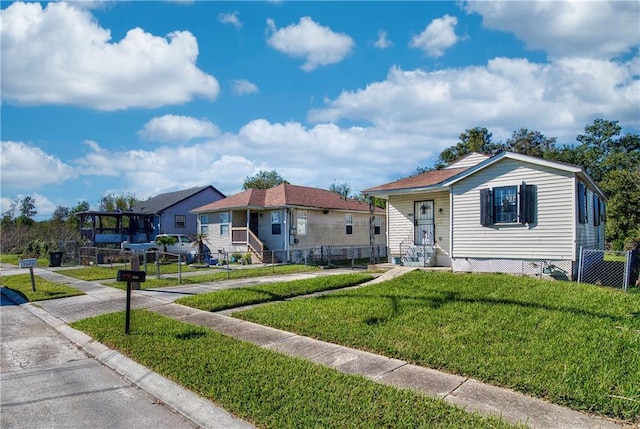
<box><xmin>520</xmin><ymin>184</ymin><xmax>536</xmax><ymax>224</ymax></box>
<box><xmin>480</xmin><ymin>188</ymin><xmax>493</xmax><ymax>226</ymax></box>
<box><xmin>593</xmin><ymin>194</ymin><xmax>600</xmax><ymax>226</ymax></box>
<box><xmin>577</xmin><ymin>182</ymin><xmax>586</xmax><ymax>224</ymax></box>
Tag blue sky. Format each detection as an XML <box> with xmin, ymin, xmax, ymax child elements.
<box><xmin>1</xmin><ymin>0</ymin><xmax>639</xmax><ymax>220</ymax></box>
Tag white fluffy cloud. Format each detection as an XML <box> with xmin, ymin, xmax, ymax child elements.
<box><xmin>464</xmin><ymin>1</ymin><xmax>640</xmax><ymax>59</ymax></box>
<box><xmin>138</xmin><ymin>115</ymin><xmax>220</xmax><ymax>143</ymax></box>
<box><xmin>266</xmin><ymin>16</ymin><xmax>354</xmax><ymax>71</ymax></box>
<box><xmin>410</xmin><ymin>15</ymin><xmax>461</xmax><ymax>57</ymax></box>
<box><xmin>0</xmin><ymin>141</ymin><xmax>76</xmax><ymax>188</ymax></box>
<box><xmin>231</xmin><ymin>79</ymin><xmax>259</xmax><ymax>95</ymax></box>
<box><xmin>218</xmin><ymin>11</ymin><xmax>242</xmax><ymax>29</ymax></box>
<box><xmin>374</xmin><ymin>30</ymin><xmax>393</xmax><ymax>49</ymax></box>
<box><xmin>0</xmin><ymin>192</ymin><xmax>56</xmax><ymax>220</ymax></box>
<box><xmin>308</xmin><ymin>56</ymin><xmax>639</xmax><ymax>143</ymax></box>
<box><xmin>1</xmin><ymin>1</ymin><xmax>219</xmax><ymax>110</ymax></box>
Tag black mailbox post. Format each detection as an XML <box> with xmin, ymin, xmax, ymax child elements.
<box><xmin>117</xmin><ymin>270</ymin><xmax>146</xmax><ymax>334</ymax></box>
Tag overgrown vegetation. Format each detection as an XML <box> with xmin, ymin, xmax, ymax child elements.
<box><xmin>71</xmin><ymin>310</ymin><xmax>520</xmax><ymax>429</ymax></box>
<box><xmin>176</xmin><ymin>273</ymin><xmax>374</xmax><ymax>311</ymax></box>
<box><xmin>235</xmin><ymin>271</ymin><xmax>640</xmax><ymax>422</ymax></box>
<box><xmin>0</xmin><ymin>274</ymin><xmax>84</xmax><ymax>301</ymax></box>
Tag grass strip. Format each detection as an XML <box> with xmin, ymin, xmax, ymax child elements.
<box><xmin>60</xmin><ymin>263</ymin><xmax>206</xmax><ymax>281</ymax></box>
<box><xmin>0</xmin><ymin>254</ymin><xmax>49</xmax><ymax>267</ymax></box>
<box><xmin>235</xmin><ymin>270</ymin><xmax>640</xmax><ymax>422</ymax></box>
<box><xmin>176</xmin><ymin>273</ymin><xmax>374</xmax><ymax>311</ymax></box>
<box><xmin>71</xmin><ymin>310</ymin><xmax>520</xmax><ymax>429</ymax></box>
<box><xmin>107</xmin><ymin>265</ymin><xmax>320</xmax><ymax>289</ymax></box>
<box><xmin>0</xmin><ymin>274</ymin><xmax>84</xmax><ymax>301</ymax></box>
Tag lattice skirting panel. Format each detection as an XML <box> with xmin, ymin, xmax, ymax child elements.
<box><xmin>451</xmin><ymin>258</ymin><xmax>574</xmax><ymax>280</ymax></box>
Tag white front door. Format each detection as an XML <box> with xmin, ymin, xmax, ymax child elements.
<box><xmin>414</xmin><ymin>200</ymin><xmax>435</xmax><ymax>245</ymax></box>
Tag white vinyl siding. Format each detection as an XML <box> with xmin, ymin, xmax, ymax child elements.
<box><xmin>576</xmin><ymin>182</ymin><xmax>605</xmax><ymax>251</ymax></box>
<box><xmin>387</xmin><ymin>191</ymin><xmax>450</xmax><ymax>263</ymax></box>
<box><xmin>450</xmin><ymin>158</ymin><xmax>576</xmax><ymax>260</ymax></box>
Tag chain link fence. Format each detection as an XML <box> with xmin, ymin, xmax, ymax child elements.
<box><xmin>264</xmin><ymin>245</ymin><xmax>387</xmax><ymax>268</ymax></box>
<box><xmin>578</xmin><ymin>248</ymin><xmax>639</xmax><ymax>291</ymax></box>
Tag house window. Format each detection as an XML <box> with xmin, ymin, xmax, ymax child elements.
<box><xmin>577</xmin><ymin>182</ymin><xmax>587</xmax><ymax>224</ymax></box>
<box><xmin>480</xmin><ymin>183</ymin><xmax>535</xmax><ymax>226</ymax></box>
<box><xmin>346</xmin><ymin>214</ymin><xmax>353</xmax><ymax>235</ymax></box>
<box><xmin>219</xmin><ymin>212</ymin><xmax>229</xmax><ymax>236</ymax></box>
<box><xmin>271</xmin><ymin>211</ymin><xmax>281</xmax><ymax>235</ymax></box>
<box><xmin>373</xmin><ymin>216</ymin><xmax>381</xmax><ymax>235</ymax></box>
<box><xmin>199</xmin><ymin>215</ymin><xmax>208</xmax><ymax>235</ymax></box>
<box><xmin>493</xmin><ymin>186</ymin><xmax>518</xmax><ymax>223</ymax></box>
<box><xmin>297</xmin><ymin>211</ymin><xmax>307</xmax><ymax>235</ymax></box>
<box><xmin>175</xmin><ymin>215</ymin><xmax>186</xmax><ymax>228</ymax></box>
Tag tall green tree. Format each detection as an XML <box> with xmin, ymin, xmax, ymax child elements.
<box><xmin>17</xmin><ymin>196</ymin><xmax>37</xmax><ymax>226</ymax></box>
<box><xmin>329</xmin><ymin>181</ymin><xmax>352</xmax><ymax>199</ymax></box>
<box><xmin>503</xmin><ymin>128</ymin><xmax>557</xmax><ymax>158</ymax></box>
<box><xmin>242</xmin><ymin>170</ymin><xmax>288</xmax><ymax>190</ymax></box>
<box><xmin>599</xmin><ymin>167</ymin><xmax>640</xmax><ymax>249</ymax></box>
<box><xmin>435</xmin><ymin>126</ymin><xmax>499</xmax><ymax>168</ymax></box>
<box><xmin>99</xmin><ymin>193</ymin><xmax>137</xmax><ymax>212</ymax></box>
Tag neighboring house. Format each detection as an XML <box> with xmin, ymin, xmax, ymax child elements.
<box><xmin>364</xmin><ymin>152</ymin><xmax>606</xmax><ymax>279</ymax></box>
<box><xmin>79</xmin><ymin>185</ymin><xmax>225</xmax><ymax>246</ymax></box>
<box><xmin>191</xmin><ymin>183</ymin><xmax>386</xmax><ymax>263</ymax></box>
<box><xmin>132</xmin><ymin>186</ymin><xmax>226</xmax><ymax>237</ymax></box>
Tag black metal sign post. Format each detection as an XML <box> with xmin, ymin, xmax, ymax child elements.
<box><xmin>117</xmin><ymin>270</ymin><xmax>146</xmax><ymax>334</ymax></box>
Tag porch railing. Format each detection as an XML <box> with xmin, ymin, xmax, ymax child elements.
<box><xmin>230</xmin><ymin>227</ymin><xmax>267</xmax><ymax>262</ymax></box>
<box><xmin>231</xmin><ymin>227</ymin><xmax>247</xmax><ymax>244</ymax></box>
<box><xmin>248</xmin><ymin>229</ymin><xmax>264</xmax><ymax>258</ymax></box>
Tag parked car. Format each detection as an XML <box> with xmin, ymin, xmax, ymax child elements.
<box><xmin>121</xmin><ymin>234</ymin><xmax>199</xmax><ymax>263</ymax></box>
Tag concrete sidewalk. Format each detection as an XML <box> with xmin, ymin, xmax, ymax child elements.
<box><xmin>1</xmin><ymin>291</ymin><xmax>252</xmax><ymax>429</ymax></box>
<box><xmin>0</xmin><ymin>265</ymin><xmax>626</xmax><ymax>429</ymax></box>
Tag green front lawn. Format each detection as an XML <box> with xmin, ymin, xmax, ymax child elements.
<box><xmin>60</xmin><ymin>263</ymin><xmax>208</xmax><ymax>281</ymax></box>
<box><xmin>176</xmin><ymin>273</ymin><xmax>374</xmax><ymax>311</ymax></box>
<box><xmin>72</xmin><ymin>310</ymin><xmax>520</xmax><ymax>429</ymax></box>
<box><xmin>0</xmin><ymin>254</ymin><xmax>49</xmax><ymax>267</ymax></box>
<box><xmin>1</xmin><ymin>274</ymin><xmax>84</xmax><ymax>301</ymax></box>
<box><xmin>108</xmin><ymin>265</ymin><xmax>321</xmax><ymax>289</ymax></box>
<box><xmin>235</xmin><ymin>271</ymin><xmax>640</xmax><ymax>422</ymax></box>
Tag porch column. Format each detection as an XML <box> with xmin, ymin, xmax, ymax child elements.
<box><xmin>246</xmin><ymin>209</ymin><xmax>250</xmax><ymax>251</ymax></box>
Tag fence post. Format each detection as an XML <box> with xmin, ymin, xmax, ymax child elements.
<box><xmin>178</xmin><ymin>254</ymin><xmax>182</xmax><ymax>284</ymax></box>
<box><xmin>623</xmin><ymin>250</ymin><xmax>631</xmax><ymax>292</ymax></box>
<box><xmin>351</xmin><ymin>246</ymin><xmax>355</xmax><ymax>269</ymax></box>
<box><xmin>577</xmin><ymin>246</ymin><xmax>584</xmax><ymax>283</ymax></box>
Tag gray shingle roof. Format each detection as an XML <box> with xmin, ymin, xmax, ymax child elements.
<box><xmin>132</xmin><ymin>186</ymin><xmax>224</xmax><ymax>214</ymax></box>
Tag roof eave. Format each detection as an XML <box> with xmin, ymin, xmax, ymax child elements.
<box><xmin>364</xmin><ymin>183</ymin><xmax>449</xmax><ymax>198</ymax></box>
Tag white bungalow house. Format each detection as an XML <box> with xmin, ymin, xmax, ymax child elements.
<box><xmin>191</xmin><ymin>183</ymin><xmax>386</xmax><ymax>263</ymax></box>
<box><xmin>364</xmin><ymin>152</ymin><xmax>606</xmax><ymax>279</ymax></box>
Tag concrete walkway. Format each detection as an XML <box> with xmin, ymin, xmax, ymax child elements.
<box><xmin>0</xmin><ymin>264</ymin><xmax>626</xmax><ymax>429</ymax></box>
